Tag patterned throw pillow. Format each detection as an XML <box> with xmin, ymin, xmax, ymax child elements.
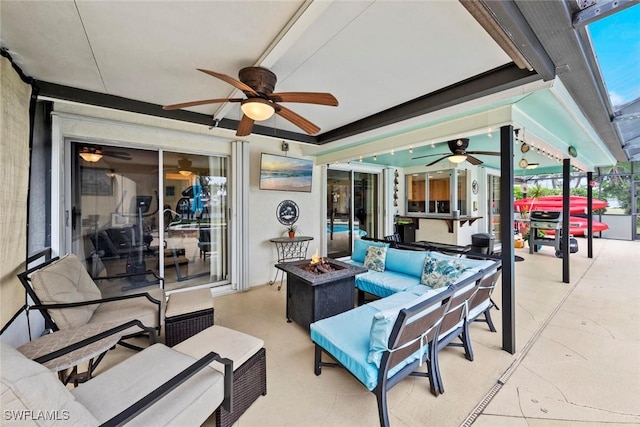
<box><xmin>364</xmin><ymin>246</ymin><xmax>387</xmax><ymax>272</ymax></box>
<box><xmin>421</xmin><ymin>255</ymin><xmax>467</xmax><ymax>288</ymax></box>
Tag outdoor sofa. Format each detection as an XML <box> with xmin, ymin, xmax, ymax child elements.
<box><xmin>308</xmin><ymin>238</ymin><xmax>502</xmax><ymax>426</ymax></box>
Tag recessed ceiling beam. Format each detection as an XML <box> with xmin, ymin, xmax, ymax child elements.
<box><xmin>318</xmin><ymin>63</ymin><xmax>539</xmax><ymax>145</ymax></box>
<box><xmin>37</xmin><ymin>81</ymin><xmax>317</xmax><ymax>143</ymax></box>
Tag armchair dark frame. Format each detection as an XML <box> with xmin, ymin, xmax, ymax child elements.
<box><xmin>18</xmin><ymin>256</ymin><xmax>164</xmax><ymax>351</ymax></box>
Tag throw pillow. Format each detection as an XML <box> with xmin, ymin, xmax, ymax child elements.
<box><xmin>351</xmin><ymin>239</ymin><xmax>390</xmax><ymax>263</ymax></box>
<box><xmin>421</xmin><ymin>255</ymin><xmax>467</xmax><ymax>288</ymax></box>
<box><xmin>364</xmin><ymin>246</ymin><xmax>387</xmax><ymax>272</ymax></box>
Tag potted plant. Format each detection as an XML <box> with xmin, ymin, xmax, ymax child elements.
<box><xmin>285</xmin><ymin>224</ymin><xmax>299</xmax><ymax>238</ymax></box>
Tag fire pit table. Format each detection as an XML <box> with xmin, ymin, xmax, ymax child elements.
<box><xmin>275</xmin><ymin>257</ymin><xmax>367</xmax><ymax>331</ymax></box>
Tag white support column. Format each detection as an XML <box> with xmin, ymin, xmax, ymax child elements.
<box><xmin>230</xmin><ymin>141</ymin><xmax>250</xmax><ymax>291</ymax></box>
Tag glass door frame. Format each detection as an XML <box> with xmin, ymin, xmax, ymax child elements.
<box><xmin>324</xmin><ymin>165</ymin><xmax>382</xmax><ymax>258</ymax></box>
<box><xmin>63</xmin><ymin>140</ymin><xmax>232</xmax><ymax>294</ymax></box>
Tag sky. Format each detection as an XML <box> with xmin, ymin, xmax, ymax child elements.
<box><xmin>588</xmin><ymin>4</ymin><xmax>640</xmax><ymax>108</ymax></box>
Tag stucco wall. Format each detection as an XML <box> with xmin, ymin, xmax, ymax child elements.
<box><xmin>247</xmin><ymin>141</ymin><xmax>322</xmax><ymax>286</ymax></box>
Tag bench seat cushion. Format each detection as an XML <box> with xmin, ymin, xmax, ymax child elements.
<box><xmin>173</xmin><ymin>325</ymin><xmax>263</xmax><ymax>373</ymax></box>
<box><xmin>72</xmin><ymin>344</ymin><xmax>225</xmax><ymax>426</ymax></box>
<box><xmin>311</xmin><ymin>304</ymin><xmax>379</xmax><ymax>390</ymax></box>
<box><xmin>355</xmin><ymin>270</ymin><xmax>421</xmax><ymax>298</ymax></box>
<box><xmin>89</xmin><ymin>287</ymin><xmax>166</xmax><ymax>331</ymax></box>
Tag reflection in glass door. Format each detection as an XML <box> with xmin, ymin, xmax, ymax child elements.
<box><xmin>354</xmin><ymin>172</ymin><xmax>378</xmax><ymax>239</ymax></box>
<box><xmin>326</xmin><ymin>169</ymin><xmax>378</xmax><ymax>258</ymax></box>
<box><xmin>70</xmin><ymin>142</ymin><xmax>161</xmax><ymax>297</ymax></box>
<box><xmin>70</xmin><ymin>142</ymin><xmax>229</xmax><ymax>297</ymax></box>
<box><xmin>327</xmin><ymin>170</ymin><xmax>351</xmax><ymax>258</ymax></box>
<box><xmin>163</xmin><ymin>152</ymin><xmax>228</xmax><ymax>291</ymax></box>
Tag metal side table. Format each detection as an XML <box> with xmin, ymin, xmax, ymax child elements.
<box><xmin>268</xmin><ymin>236</ymin><xmax>313</xmax><ymax>290</ymax></box>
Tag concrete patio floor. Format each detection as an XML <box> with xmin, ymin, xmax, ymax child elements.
<box><xmin>96</xmin><ymin>237</ymin><xmax>640</xmax><ymax>426</ymax></box>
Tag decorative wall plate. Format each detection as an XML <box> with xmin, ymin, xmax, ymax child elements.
<box><xmin>520</xmin><ymin>143</ymin><xmax>530</xmax><ymax>153</ymax></box>
<box><xmin>568</xmin><ymin>146</ymin><xmax>578</xmax><ymax>157</ymax></box>
<box><xmin>276</xmin><ymin>200</ymin><xmax>299</xmax><ymax>225</ymax></box>
<box><xmin>519</xmin><ymin>158</ymin><xmax>529</xmax><ymax>169</ymax></box>
<box><xmin>472</xmin><ymin>179</ymin><xmax>479</xmax><ymax>194</ymax></box>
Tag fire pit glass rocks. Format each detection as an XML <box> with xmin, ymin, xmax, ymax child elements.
<box><xmin>275</xmin><ymin>257</ymin><xmax>367</xmax><ymax>331</ymax></box>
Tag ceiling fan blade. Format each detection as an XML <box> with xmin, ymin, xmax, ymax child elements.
<box><xmin>268</xmin><ymin>92</ymin><xmax>338</xmax><ymax>106</ymax></box>
<box><xmin>425</xmin><ymin>156</ymin><xmax>450</xmax><ymax>167</ymax></box>
<box><xmin>236</xmin><ymin>114</ymin><xmax>255</xmax><ymax>136</ymax></box>
<box><xmin>275</xmin><ymin>105</ymin><xmax>321</xmax><ymax>135</ymax></box>
<box><xmin>104</xmin><ymin>152</ymin><xmax>132</xmax><ymax>160</ymax></box>
<box><xmin>197</xmin><ymin>69</ymin><xmax>258</xmax><ymax>95</ymax></box>
<box><xmin>163</xmin><ymin>98</ymin><xmax>242</xmax><ymax>110</ymax></box>
<box><xmin>466</xmin><ymin>151</ymin><xmax>501</xmax><ymax>156</ymax></box>
<box><xmin>466</xmin><ymin>155</ymin><xmax>484</xmax><ymax>165</ymax></box>
<box><xmin>412</xmin><ymin>153</ymin><xmax>448</xmax><ymax>160</ymax></box>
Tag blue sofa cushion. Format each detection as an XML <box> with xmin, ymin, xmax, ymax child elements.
<box><xmin>384</xmin><ymin>248</ymin><xmax>428</xmax><ymax>278</ymax></box>
<box><xmin>367</xmin><ymin>289</ymin><xmax>450</xmax><ymax>367</ymax></box>
<box><xmin>428</xmin><ymin>251</ymin><xmax>496</xmax><ymax>272</ymax></box>
<box><xmin>355</xmin><ymin>270</ymin><xmax>421</xmax><ymax>299</ymax></box>
<box><xmin>364</xmin><ymin>246</ymin><xmax>387</xmax><ymax>272</ymax></box>
<box><xmin>420</xmin><ymin>255</ymin><xmax>467</xmax><ymax>288</ymax></box>
<box><xmin>311</xmin><ymin>304</ymin><xmax>379</xmax><ymax>390</ymax></box>
<box><xmin>352</xmin><ymin>239</ymin><xmax>390</xmax><ymax>263</ymax></box>
<box><xmin>311</xmin><ymin>291</ymin><xmax>448</xmax><ymax>391</ymax></box>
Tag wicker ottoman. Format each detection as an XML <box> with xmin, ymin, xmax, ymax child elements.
<box><xmin>173</xmin><ymin>325</ymin><xmax>267</xmax><ymax>427</ymax></box>
<box><xmin>165</xmin><ymin>288</ymin><xmax>214</xmax><ymax>347</ymax></box>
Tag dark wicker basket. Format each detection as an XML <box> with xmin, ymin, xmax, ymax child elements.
<box><xmin>165</xmin><ymin>308</ymin><xmax>214</xmax><ymax>347</ymax></box>
<box><xmin>214</xmin><ymin>347</ymin><xmax>267</xmax><ymax>427</ymax></box>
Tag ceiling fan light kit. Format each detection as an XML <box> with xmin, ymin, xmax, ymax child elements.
<box><xmin>79</xmin><ymin>151</ymin><xmax>102</xmax><ymax>163</ymax></box>
<box><xmin>448</xmin><ymin>154</ymin><xmax>467</xmax><ymax>163</ymax></box>
<box><xmin>178</xmin><ymin>158</ymin><xmax>193</xmax><ymax>176</ymax></box>
<box><xmin>164</xmin><ymin>66</ymin><xmax>338</xmax><ymax>136</ymax></box>
<box><xmin>240</xmin><ymin>98</ymin><xmax>275</xmax><ymax>121</ymax></box>
<box><xmin>412</xmin><ymin>138</ymin><xmax>500</xmax><ymax>167</ymax></box>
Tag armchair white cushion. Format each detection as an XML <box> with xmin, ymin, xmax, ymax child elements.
<box><xmin>29</xmin><ymin>254</ymin><xmax>165</xmax><ymax>333</ymax></box>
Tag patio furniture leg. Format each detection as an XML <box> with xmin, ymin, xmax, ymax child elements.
<box><xmin>314</xmin><ymin>344</ymin><xmax>322</xmax><ymax>375</ymax></box>
<box><xmin>375</xmin><ymin>388</ymin><xmax>390</xmax><ymax>427</ymax></box>
<box><xmin>485</xmin><ymin>308</ymin><xmax>497</xmax><ymax>332</ymax></box>
<box><xmin>461</xmin><ymin>322</ymin><xmax>474</xmax><ymax>361</ymax></box>
<box><xmin>431</xmin><ymin>347</ymin><xmax>443</xmax><ymax>396</ymax></box>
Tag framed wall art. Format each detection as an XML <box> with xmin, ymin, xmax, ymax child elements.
<box><xmin>81</xmin><ymin>167</ymin><xmax>113</xmax><ymax>196</ymax></box>
<box><xmin>259</xmin><ymin>153</ymin><xmax>313</xmax><ymax>192</ymax></box>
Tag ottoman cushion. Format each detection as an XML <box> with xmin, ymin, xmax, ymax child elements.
<box><xmin>174</xmin><ymin>325</ymin><xmax>263</xmax><ymax>373</ymax></box>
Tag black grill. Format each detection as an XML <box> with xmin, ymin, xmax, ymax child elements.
<box><xmin>530</xmin><ymin>210</ymin><xmax>562</xmax><ymax>230</ymax></box>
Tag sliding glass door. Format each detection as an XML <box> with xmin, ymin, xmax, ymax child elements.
<box><xmin>69</xmin><ymin>141</ymin><xmax>228</xmax><ymax>296</ymax></box>
<box><xmin>326</xmin><ymin>169</ymin><xmax>378</xmax><ymax>258</ymax></box>
<box><xmin>162</xmin><ymin>152</ymin><xmax>228</xmax><ymax>291</ymax></box>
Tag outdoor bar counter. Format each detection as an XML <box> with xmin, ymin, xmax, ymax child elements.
<box><xmin>398</xmin><ymin>215</ymin><xmax>482</xmax><ymax>246</ymax></box>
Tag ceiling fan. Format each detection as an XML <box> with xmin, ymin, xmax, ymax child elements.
<box><xmin>412</xmin><ymin>138</ymin><xmax>500</xmax><ymax>166</ymax></box>
<box><xmin>78</xmin><ymin>146</ymin><xmax>132</xmax><ymax>163</ymax></box>
<box><xmin>163</xmin><ymin>67</ymin><xmax>339</xmax><ymax>137</ymax></box>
